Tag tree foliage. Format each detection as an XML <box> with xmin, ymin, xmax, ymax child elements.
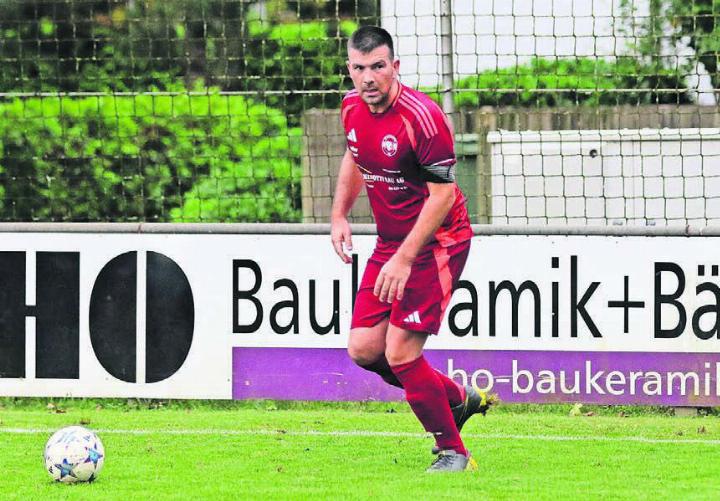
<box><xmin>0</xmin><ymin>90</ymin><xmax>301</xmax><ymax>222</ymax></box>
<box><xmin>0</xmin><ymin>0</ymin><xmax>367</xmax><ymax>222</ymax></box>
<box><xmin>0</xmin><ymin>0</ymin><xmax>364</xmax><ymax>102</ymax></box>
<box><xmin>620</xmin><ymin>0</ymin><xmax>720</xmax><ymax>89</ymax></box>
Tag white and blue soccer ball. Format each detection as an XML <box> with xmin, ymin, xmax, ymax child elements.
<box><xmin>44</xmin><ymin>426</ymin><xmax>105</xmax><ymax>483</ymax></box>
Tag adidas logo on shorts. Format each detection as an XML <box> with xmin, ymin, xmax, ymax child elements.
<box><xmin>403</xmin><ymin>311</ymin><xmax>421</xmax><ymax>324</ymax></box>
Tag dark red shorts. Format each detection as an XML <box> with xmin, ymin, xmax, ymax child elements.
<box><xmin>351</xmin><ymin>240</ymin><xmax>471</xmax><ymax>335</ymax></box>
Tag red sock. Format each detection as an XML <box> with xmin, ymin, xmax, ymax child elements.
<box><xmin>391</xmin><ymin>356</ymin><xmax>467</xmax><ymax>455</ymax></box>
<box><xmin>434</xmin><ymin>369</ymin><xmax>465</xmax><ymax>407</ymax></box>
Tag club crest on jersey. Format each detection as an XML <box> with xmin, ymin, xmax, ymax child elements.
<box><xmin>381</xmin><ymin>134</ymin><xmax>398</xmax><ymax>157</ymax></box>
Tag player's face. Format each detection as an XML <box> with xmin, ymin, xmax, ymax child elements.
<box><xmin>347</xmin><ymin>46</ymin><xmax>399</xmax><ymax>112</ymax></box>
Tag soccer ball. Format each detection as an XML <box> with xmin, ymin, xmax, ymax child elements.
<box><xmin>44</xmin><ymin>426</ymin><xmax>105</xmax><ymax>483</ymax></box>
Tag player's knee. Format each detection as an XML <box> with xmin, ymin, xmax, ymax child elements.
<box><xmin>347</xmin><ymin>342</ymin><xmax>381</xmax><ymax>367</ymax></box>
<box><xmin>385</xmin><ymin>346</ymin><xmax>418</xmax><ymax>367</ymax></box>
<box><xmin>384</xmin><ymin>348</ymin><xmax>404</xmax><ymax>367</ymax></box>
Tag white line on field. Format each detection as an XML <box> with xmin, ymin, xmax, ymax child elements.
<box><xmin>1</xmin><ymin>427</ymin><xmax>719</xmax><ymax>445</ymax></box>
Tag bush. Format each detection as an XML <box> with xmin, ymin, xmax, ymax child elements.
<box><xmin>0</xmin><ymin>89</ymin><xmax>301</xmax><ymax>222</ymax></box>
<box><xmin>235</xmin><ymin>20</ymin><xmax>357</xmax><ymax>123</ymax></box>
<box><xmin>430</xmin><ymin>58</ymin><xmax>691</xmax><ymax>108</ymax></box>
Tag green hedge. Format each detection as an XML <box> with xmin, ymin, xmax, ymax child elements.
<box><xmin>428</xmin><ymin>58</ymin><xmax>690</xmax><ymax>108</ymax></box>
<box><xmin>0</xmin><ymin>91</ymin><xmax>301</xmax><ymax>222</ymax></box>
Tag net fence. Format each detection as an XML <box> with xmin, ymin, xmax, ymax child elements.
<box><xmin>0</xmin><ymin>0</ymin><xmax>718</xmax><ymax>225</ymax></box>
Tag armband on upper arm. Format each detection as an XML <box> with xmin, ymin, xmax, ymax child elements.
<box><xmin>419</xmin><ymin>163</ymin><xmax>456</xmax><ymax>183</ymax></box>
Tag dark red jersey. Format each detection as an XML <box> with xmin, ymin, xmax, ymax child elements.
<box><xmin>341</xmin><ymin>83</ymin><xmax>472</xmax><ymax>252</ymax></box>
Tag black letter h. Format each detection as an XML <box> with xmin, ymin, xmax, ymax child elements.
<box><xmin>0</xmin><ymin>252</ymin><xmax>79</xmax><ymax>378</ymax></box>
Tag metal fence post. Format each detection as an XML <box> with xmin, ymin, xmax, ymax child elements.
<box><xmin>439</xmin><ymin>0</ymin><xmax>455</xmax><ymax>120</ymax></box>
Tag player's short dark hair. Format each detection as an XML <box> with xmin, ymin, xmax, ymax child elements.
<box><xmin>348</xmin><ymin>26</ymin><xmax>394</xmax><ymax>59</ymax></box>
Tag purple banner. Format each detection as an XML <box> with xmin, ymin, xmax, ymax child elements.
<box><xmin>232</xmin><ymin>348</ymin><xmax>720</xmax><ymax>406</ymax></box>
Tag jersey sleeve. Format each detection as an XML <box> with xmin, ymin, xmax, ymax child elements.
<box><xmin>413</xmin><ymin>102</ymin><xmax>457</xmax><ymax>183</ymax></box>
<box><xmin>340</xmin><ymin>91</ymin><xmax>358</xmax><ymax>132</ymax></box>
<box><xmin>340</xmin><ymin>97</ymin><xmax>348</xmax><ymax>129</ymax></box>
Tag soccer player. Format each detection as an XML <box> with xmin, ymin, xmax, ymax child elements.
<box><xmin>331</xmin><ymin>26</ymin><xmax>489</xmax><ymax>472</ymax></box>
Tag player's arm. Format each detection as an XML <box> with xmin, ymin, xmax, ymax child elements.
<box><xmin>397</xmin><ymin>180</ymin><xmax>455</xmax><ymax>259</ymax></box>
<box><xmin>374</xmin><ymin>180</ymin><xmax>455</xmax><ymax>303</ymax></box>
<box><xmin>331</xmin><ymin>148</ymin><xmax>363</xmax><ymax>263</ymax></box>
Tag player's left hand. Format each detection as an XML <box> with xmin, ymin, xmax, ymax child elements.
<box><xmin>374</xmin><ymin>254</ymin><xmax>412</xmax><ymax>303</ymax></box>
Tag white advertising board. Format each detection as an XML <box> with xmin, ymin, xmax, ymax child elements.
<box><xmin>0</xmin><ymin>231</ymin><xmax>718</xmax><ymax>403</ymax></box>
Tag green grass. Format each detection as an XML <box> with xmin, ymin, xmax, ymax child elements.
<box><xmin>1</xmin><ymin>400</ymin><xmax>719</xmax><ymax>500</ymax></box>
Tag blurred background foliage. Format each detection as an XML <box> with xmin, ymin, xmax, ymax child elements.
<box><xmin>0</xmin><ymin>0</ymin><xmax>694</xmax><ymax>222</ymax></box>
<box><xmin>0</xmin><ymin>0</ymin><xmax>376</xmax><ymax>221</ymax></box>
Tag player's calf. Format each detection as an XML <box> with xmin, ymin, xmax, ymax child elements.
<box><xmin>358</xmin><ymin>355</ymin><xmax>403</xmax><ymax>389</ymax></box>
<box><xmin>431</xmin><ymin>385</ymin><xmax>499</xmax><ymax>454</ymax></box>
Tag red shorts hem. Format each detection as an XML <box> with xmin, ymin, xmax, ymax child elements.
<box><xmin>350</xmin><ymin>314</ymin><xmax>389</xmax><ymax>330</ymax></box>
<box><xmin>388</xmin><ymin>317</ymin><xmax>441</xmax><ymax>335</ymax></box>
<box><xmin>350</xmin><ymin>240</ymin><xmax>470</xmax><ymax>336</ymax></box>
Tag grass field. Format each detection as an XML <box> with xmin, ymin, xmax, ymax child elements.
<box><xmin>1</xmin><ymin>399</ymin><xmax>719</xmax><ymax>500</ymax></box>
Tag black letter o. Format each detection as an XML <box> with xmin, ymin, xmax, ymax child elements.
<box><xmin>89</xmin><ymin>251</ymin><xmax>194</xmax><ymax>383</ymax></box>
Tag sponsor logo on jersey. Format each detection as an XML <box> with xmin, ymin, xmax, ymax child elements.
<box><xmin>347</xmin><ymin>128</ymin><xmax>357</xmax><ymax>142</ymax></box>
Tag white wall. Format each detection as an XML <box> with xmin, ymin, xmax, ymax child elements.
<box><xmin>488</xmin><ymin>128</ymin><xmax>720</xmax><ymax>226</ymax></box>
<box><xmin>381</xmin><ymin>0</ymin><xmax>631</xmax><ymax>87</ymax></box>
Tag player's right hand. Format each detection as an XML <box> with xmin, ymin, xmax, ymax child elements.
<box><xmin>331</xmin><ymin>217</ymin><xmax>353</xmax><ymax>264</ymax></box>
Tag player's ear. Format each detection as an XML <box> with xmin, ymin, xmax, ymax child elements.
<box><xmin>393</xmin><ymin>58</ymin><xmax>400</xmax><ymax>73</ymax></box>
